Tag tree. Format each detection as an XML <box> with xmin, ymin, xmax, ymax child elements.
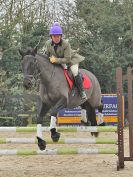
<box><xmin>75</xmin><ymin>0</ymin><xmax>133</xmax><ymax>93</ymax></box>
<box><xmin>0</xmin><ymin>0</ymin><xmax>47</xmax><ymax>92</ymax></box>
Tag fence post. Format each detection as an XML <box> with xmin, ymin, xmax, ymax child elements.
<box><xmin>127</xmin><ymin>67</ymin><xmax>133</xmax><ymax>158</ymax></box>
<box><xmin>116</xmin><ymin>67</ymin><xmax>124</xmax><ymax>170</ymax></box>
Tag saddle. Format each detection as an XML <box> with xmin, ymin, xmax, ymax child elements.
<box><xmin>63</xmin><ymin>69</ymin><xmax>92</xmax><ymax>90</ymax></box>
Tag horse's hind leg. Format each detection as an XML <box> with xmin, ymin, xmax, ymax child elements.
<box><xmin>97</xmin><ymin>102</ymin><xmax>105</xmax><ymax>126</ymax></box>
<box><xmin>81</xmin><ymin>101</ymin><xmax>99</xmax><ymax>137</ymax></box>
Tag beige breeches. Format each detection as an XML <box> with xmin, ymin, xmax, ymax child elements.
<box><xmin>61</xmin><ymin>64</ymin><xmax>79</xmax><ymax>77</ymax></box>
<box><xmin>70</xmin><ymin>64</ymin><xmax>79</xmax><ymax>76</ymax></box>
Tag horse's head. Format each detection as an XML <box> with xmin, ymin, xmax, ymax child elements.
<box><xmin>19</xmin><ymin>47</ymin><xmax>38</xmax><ymax>89</ymax></box>
<box><xmin>19</xmin><ymin>47</ymin><xmax>37</xmax><ymax>57</ymax></box>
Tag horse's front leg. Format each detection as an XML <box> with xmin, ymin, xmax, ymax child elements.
<box><xmin>50</xmin><ymin>97</ymin><xmax>67</xmax><ymax>142</ymax></box>
<box><xmin>36</xmin><ymin>100</ymin><xmax>50</xmax><ymax>150</ymax></box>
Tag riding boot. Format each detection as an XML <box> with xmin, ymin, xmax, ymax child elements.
<box><xmin>74</xmin><ymin>73</ymin><xmax>87</xmax><ymax>101</ymax></box>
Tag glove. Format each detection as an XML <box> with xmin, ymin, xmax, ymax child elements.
<box><xmin>49</xmin><ymin>56</ymin><xmax>57</xmax><ymax>63</ymax></box>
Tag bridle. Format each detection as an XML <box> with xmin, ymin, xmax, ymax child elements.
<box><xmin>23</xmin><ymin>54</ymin><xmax>56</xmax><ymax>88</ymax></box>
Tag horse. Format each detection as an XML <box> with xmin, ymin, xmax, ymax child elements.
<box><xmin>19</xmin><ymin>47</ymin><xmax>103</xmax><ymax>150</ymax></box>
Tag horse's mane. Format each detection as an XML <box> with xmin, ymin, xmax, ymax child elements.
<box><xmin>22</xmin><ymin>47</ymin><xmax>56</xmax><ymax>66</ymax></box>
<box><xmin>36</xmin><ymin>53</ymin><xmax>62</xmax><ymax>70</ymax></box>
<box><xmin>36</xmin><ymin>53</ymin><xmax>54</xmax><ymax>67</ymax></box>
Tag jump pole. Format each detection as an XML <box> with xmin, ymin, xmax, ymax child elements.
<box><xmin>0</xmin><ymin>126</ymin><xmax>117</xmax><ymax>132</ymax></box>
<box><xmin>0</xmin><ymin>137</ymin><xmax>117</xmax><ymax>144</ymax></box>
<box><xmin>0</xmin><ymin>148</ymin><xmax>118</xmax><ymax>155</ymax></box>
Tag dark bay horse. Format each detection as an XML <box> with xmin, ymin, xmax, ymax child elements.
<box><xmin>19</xmin><ymin>47</ymin><xmax>102</xmax><ymax>150</ymax></box>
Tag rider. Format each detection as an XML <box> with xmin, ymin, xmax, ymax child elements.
<box><xmin>44</xmin><ymin>22</ymin><xmax>87</xmax><ymax>100</ymax></box>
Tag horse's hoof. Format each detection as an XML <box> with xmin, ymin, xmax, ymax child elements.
<box><xmin>51</xmin><ymin>132</ymin><xmax>60</xmax><ymax>142</ymax></box>
<box><xmin>98</xmin><ymin>122</ymin><xmax>106</xmax><ymax>126</ymax></box>
<box><xmin>91</xmin><ymin>132</ymin><xmax>99</xmax><ymax>137</ymax></box>
<box><xmin>36</xmin><ymin>136</ymin><xmax>46</xmax><ymax>150</ymax></box>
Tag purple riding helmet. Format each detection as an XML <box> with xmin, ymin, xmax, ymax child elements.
<box><xmin>49</xmin><ymin>22</ymin><xmax>63</xmax><ymax>35</ymax></box>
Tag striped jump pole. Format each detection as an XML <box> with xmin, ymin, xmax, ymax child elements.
<box><xmin>0</xmin><ymin>148</ymin><xmax>118</xmax><ymax>155</ymax></box>
<box><xmin>0</xmin><ymin>126</ymin><xmax>117</xmax><ymax>132</ymax></box>
<box><xmin>0</xmin><ymin>137</ymin><xmax>117</xmax><ymax>144</ymax></box>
